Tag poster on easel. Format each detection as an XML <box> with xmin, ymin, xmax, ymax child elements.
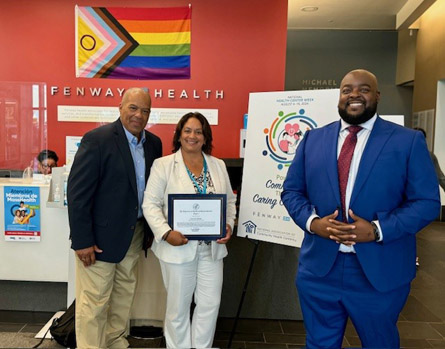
<box><xmin>238</xmin><ymin>89</ymin><xmax>340</xmax><ymax>248</ymax></box>
<box><xmin>4</xmin><ymin>186</ymin><xmax>41</xmax><ymax>242</ymax></box>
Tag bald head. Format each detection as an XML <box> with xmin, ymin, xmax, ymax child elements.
<box><xmin>341</xmin><ymin>69</ymin><xmax>379</xmax><ymax>90</ymax></box>
<box><xmin>121</xmin><ymin>88</ymin><xmax>151</xmax><ymax>106</ymax></box>
<box><xmin>338</xmin><ymin>69</ymin><xmax>380</xmax><ymax>125</ymax></box>
<box><xmin>119</xmin><ymin>88</ymin><xmax>152</xmax><ymax>140</ymax></box>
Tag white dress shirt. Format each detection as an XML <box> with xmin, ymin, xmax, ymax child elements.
<box><xmin>123</xmin><ymin>127</ymin><xmax>146</xmax><ymax>219</ymax></box>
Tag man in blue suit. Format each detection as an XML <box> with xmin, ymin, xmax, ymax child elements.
<box><xmin>68</xmin><ymin>88</ymin><xmax>162</xmax><ymax>348</ymax></box>
<box><xmin>282</xmin><ymin>69</ymin><xmax>440</xmax><ymax>348</ymax></box>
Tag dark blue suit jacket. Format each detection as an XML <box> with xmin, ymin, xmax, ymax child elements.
<box><xmin>67</xmin><ymin>119</ymin><xmax>162</xmax><ymax>263</ymax></box>
<box><xmin>282</xmin><ymin>116</ymin><xmax>440</xmax><ymax>292</ymax></box>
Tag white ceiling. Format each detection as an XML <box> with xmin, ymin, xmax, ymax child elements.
<box><xmin>288</xmin><ymin>0</ymin><xmax>434</xmax><ymax>30</ymax></box>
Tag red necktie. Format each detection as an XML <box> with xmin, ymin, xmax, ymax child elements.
<box><xmin>338</xmin><ymin>126</ymin><xmax>362</xmax><ymax>222</ymax></box>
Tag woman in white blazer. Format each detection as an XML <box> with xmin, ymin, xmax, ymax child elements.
<box><xmin>143</xmin><ymin>112</ymin><xmax>236</xmax><ymax>349</ymax></box>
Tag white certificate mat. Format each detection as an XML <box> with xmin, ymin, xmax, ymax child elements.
<box><xmin>168</xmin><ymin>194</ymin><xmax>226</xmax><ymax>240</ymax></box>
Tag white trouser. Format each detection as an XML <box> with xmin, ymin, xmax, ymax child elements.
<box><xmin>160</xmin><ymin>243</ymin><xmax>223</xmax><ymax>349</ymax></box>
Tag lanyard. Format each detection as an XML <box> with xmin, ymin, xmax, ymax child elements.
<box><xmin>186</xmin><ymin>157</ymin><xmax>207</xmax><ymax>194</ymax></box>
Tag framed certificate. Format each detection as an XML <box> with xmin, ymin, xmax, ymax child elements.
<box><xmin>167</xmin><ymin>194</ymin><xmax>227</xmax><ymax>240</ymax></box>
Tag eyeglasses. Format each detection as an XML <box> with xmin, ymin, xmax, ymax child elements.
<box><xmin>41</xmin><ymin>163</ymin><xmax>57</xmax><ymax>169</ymax></box>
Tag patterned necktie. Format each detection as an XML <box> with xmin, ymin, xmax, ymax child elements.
<box><xmin>338</xmin><ymin>126</ymin><xmax>362</xmax><ymax>222</ymax></box>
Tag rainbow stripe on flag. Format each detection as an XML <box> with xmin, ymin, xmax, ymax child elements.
<box><xmin>75</xmin><ymin>6</ymin><xmax>191</xmax><ymax>80</ymax></box>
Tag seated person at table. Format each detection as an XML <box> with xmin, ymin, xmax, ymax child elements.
<box><xmin>36</xmin><ymin>149</ymin><xmax>59</xmax><ymax>175</ymax></box>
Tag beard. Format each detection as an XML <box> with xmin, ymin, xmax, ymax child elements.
<box><xmin>338</xmin><ymin>102</ymin><xmax>377</xmax><ymax>125</ymax></box>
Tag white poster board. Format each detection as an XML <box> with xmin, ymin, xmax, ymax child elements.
<box><xmin>58</xmin><ymin>106</ymin><xmax>218</xmax><ymax>125</ymax></box>
<box><xmin>238</xmin><ymin>89</ymin><xmax>340</xmax><ymax>247</ymax></box>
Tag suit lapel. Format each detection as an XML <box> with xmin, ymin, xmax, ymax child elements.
<box><xmin>143</xmin><ymin>132</ymin><xmax>155</xmax><ymax>184</ymax></box>
<box><xmin>350</xmin><ymin>116</ymin><xmax>394</xmax><ymax>207</ymax></box>
<box><xmin>323</xmin><ymin>121</ymin><xmax>342</xmax><ymax>207</ymax></box>
<box><xmin>174</xmin><ymin>150</ymin><xmax>196</xmax><ymax>192</ymax></box>
<box><xmin>204</xmin><ymin>154</ymin><xmax>222</xmax><ymax>193</ymax></box>
<box><xmin>114</xmin><ymin>119</ymin><xmax>137</xmax><ymax>196</ymax></box>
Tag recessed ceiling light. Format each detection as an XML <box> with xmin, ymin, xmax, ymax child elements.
<box><xmin>301</xmin><ymin>6</ymin><xmax>319</xmax><ymax>12</ymax></box>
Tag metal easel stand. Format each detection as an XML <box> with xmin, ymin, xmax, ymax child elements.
<box><xmin>227</xmin><ymin>237</ymin><xmax>260</xmax><ymax>348</ymax></box>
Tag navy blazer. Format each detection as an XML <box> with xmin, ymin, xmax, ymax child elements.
<box><xmin>282</xmin><ymin>116</ymin><xmax>440</xmax><ymax>292</ymax></box>
<box><xmin>68</xmin><ymin>118</ymin><xmax>162</xmax><ymax>263</ymax></box>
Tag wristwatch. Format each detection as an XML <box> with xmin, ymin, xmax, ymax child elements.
<box><xmin>371</xmin><ymin>221</ymin><xmax>380</xmax><ymax>241</ymax></box>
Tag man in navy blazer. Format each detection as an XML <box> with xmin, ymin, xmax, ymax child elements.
<box><xmin>67</xmin><ymin>88</ymin><xmax>162</xmax><ymax>349</ymax></box>
<box><xmin>282</xmin><ymin>70</ymin><xmax>440</xmax><ymax>348</ymax></box>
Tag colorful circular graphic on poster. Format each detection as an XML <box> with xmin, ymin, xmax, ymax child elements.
<box><xmin>262</xmin><ymin>109</ymin><xmax>317</xmax><ymax>170</ymax></box>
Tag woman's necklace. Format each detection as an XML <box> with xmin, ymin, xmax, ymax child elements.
<box><xmin>185</xmin><ymin>157</ymin><xmax>207</xmax><ymax>194</ymax></box>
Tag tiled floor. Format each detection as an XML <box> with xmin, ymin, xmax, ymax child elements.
<box><xmin>0</xmin><ymin>222</ymin><xmax>444</xmax><ymax>348</ymax></box>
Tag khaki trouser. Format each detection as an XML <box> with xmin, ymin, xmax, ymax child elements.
<box><xmin>75</xmin><ymin>222</ymin><xmax>144</xmax><ymax>349</ymax></box>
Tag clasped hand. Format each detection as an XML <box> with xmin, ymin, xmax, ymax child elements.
<box><xmin>310</xmin><ymin>209</ymin><xmax>375</xmax><ymax>246</ymax></box>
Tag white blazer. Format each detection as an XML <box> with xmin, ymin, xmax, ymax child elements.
<box><xmin>143</xmin><ymin>150</ymin><xmax>237</xmax><ymax>264</ymax></box>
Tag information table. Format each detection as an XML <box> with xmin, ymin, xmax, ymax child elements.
<box><xmin>0</xmin><ymin>178</ymin><xmax>70</xmax><ymax>283</ymax></box>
